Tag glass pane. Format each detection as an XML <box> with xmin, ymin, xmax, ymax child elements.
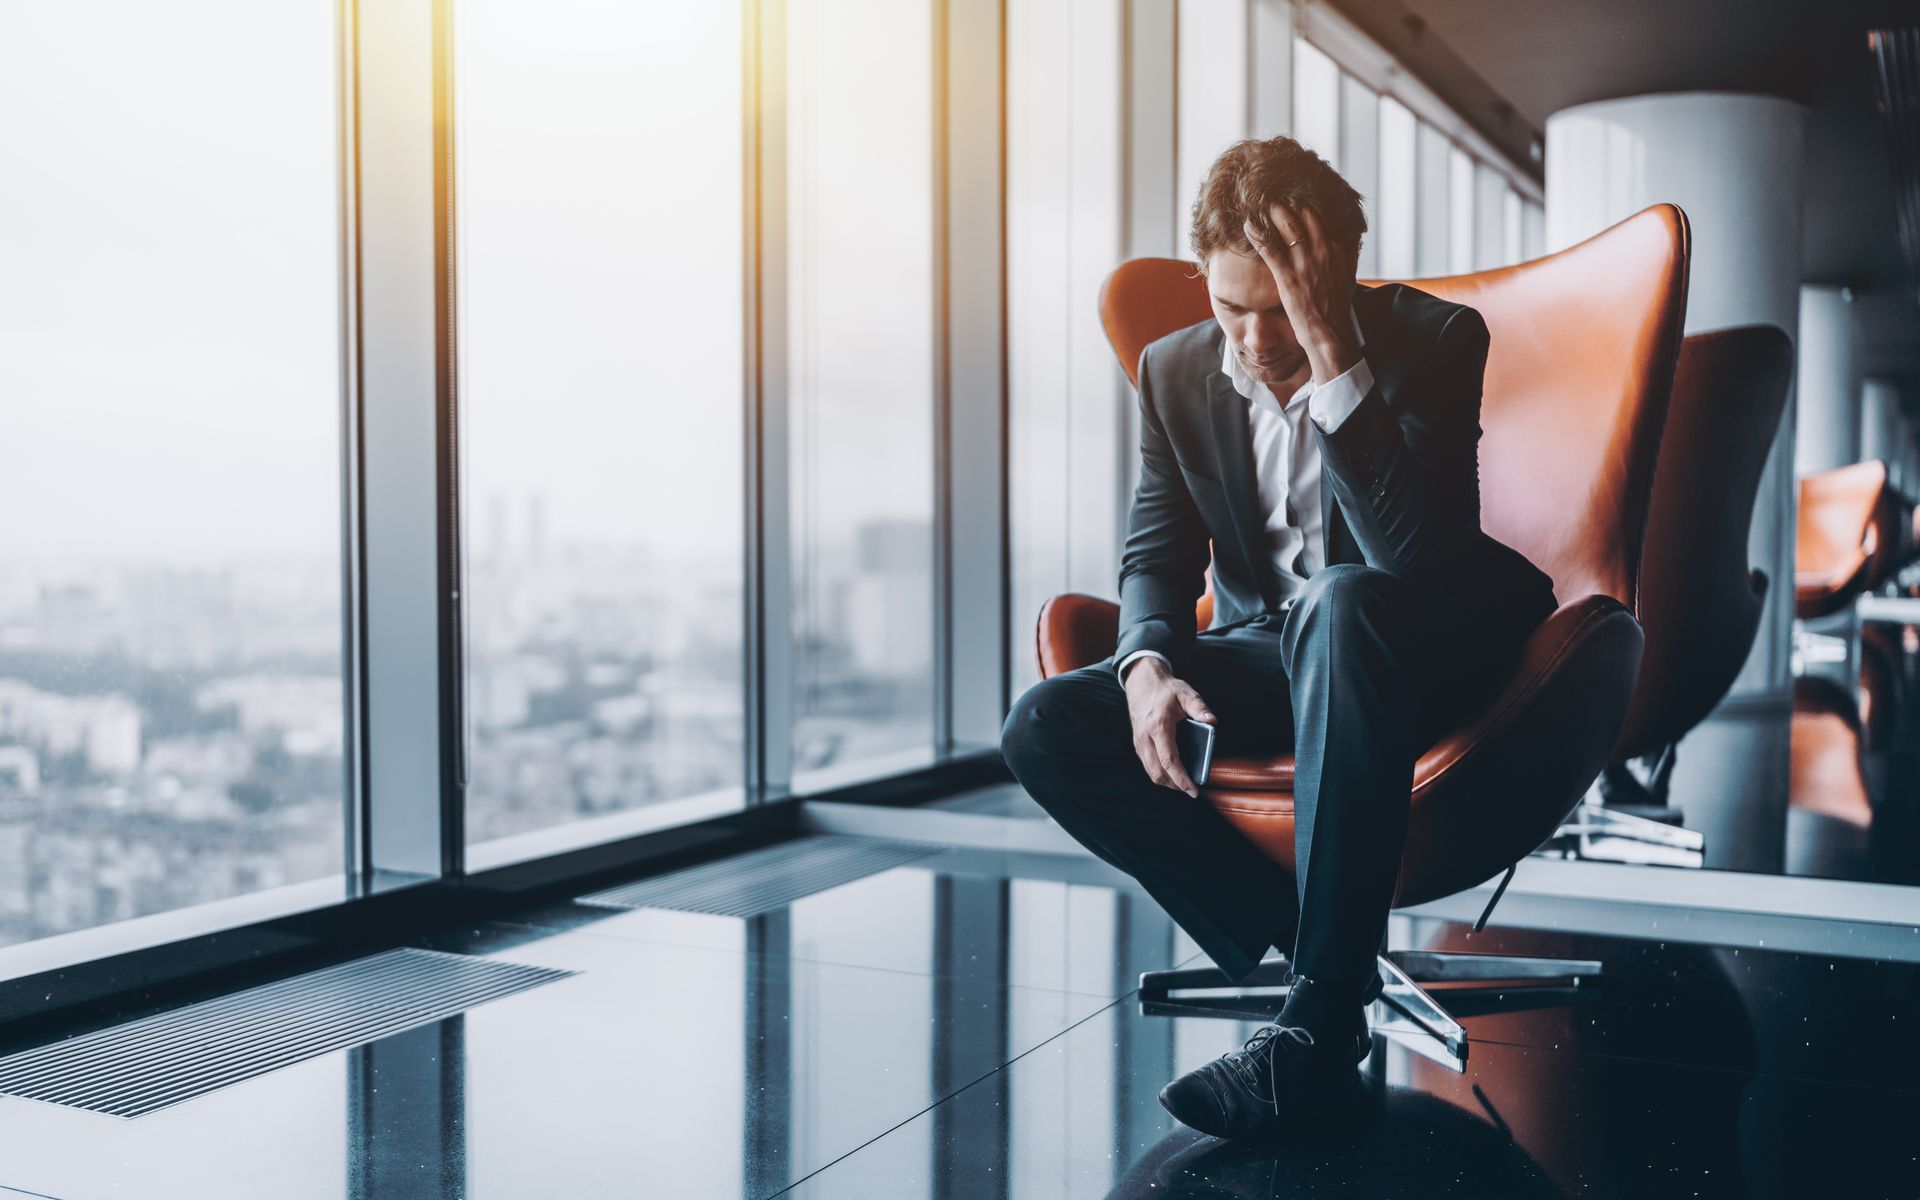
<box><xmin>1415</xmin><ymin>121</ymin><xmax>1453</xmax><ymax>276</ymax></box>
<box><xmin>1523</xmin><ymin>200</ymin><xmax>1547</xmax><ymax>260</ymax></box>
<box><xmin>1007</xmin><ymin>0</ymin><xmax>1126</xmax><ymax>699</ymax></box>
<box><xmin>1292</xmin><ymin>37</ymin><xmax>1341</xmax><ymax>169</ymax></box>
<box><xmin>787</xmin><ymin>0</ymin><xmax>936</xmax><ymax>784</ymax></box>
<box><xmin>1340</xmin><ymin>76</ymin><xmax>1381</xmax><ymax>278</ymax></box>
<box><xmin>0</xmin><ymin>2</ymin><xmax>344</xmax><ymax>945</ymax></box>
<box><xmin>1473</xmin><ymin>161</ymin><xmax>1507</xmax><ymax>271</ymax></box>
<box><xmin>1449</xmin><ymin>146</ymin><xmax>1476</xmax><ymax>274</ymax></box>
<box><xmin>1503</xmin><ymin>187</ymin><xmax>1525</xmax><ymax>265</ymax></box>
<box><xmin>456</xmin><ymin>0</ymin><xmax>746</xmax><ymax>844</ymax></box>
<box><xmin>1177</xmin><ymin>0</ymin><xmax>1251</xmax><ymax>255</ymax></box>
<box><xmin>1377</xmin><ymin>96</ymin><xmax>1418</xmax><ymax>279</ymax></box>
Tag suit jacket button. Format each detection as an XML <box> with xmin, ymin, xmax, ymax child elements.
<box><xmin>1371</xmin><ymin>482</ymin><xmax>1385</xmax><ymax>497</ymax></box>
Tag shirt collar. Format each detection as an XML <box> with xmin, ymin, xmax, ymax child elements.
<box><xmin>1220</xmin><ymin>303</ymin><xmax>1365</xmax><ymax>410</ymax></box>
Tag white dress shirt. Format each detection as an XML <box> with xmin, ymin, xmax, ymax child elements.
<box><xmin>1119</xmin><ymin>307</ymin><xmax>1373</xmax><ymax>683</ymax></box>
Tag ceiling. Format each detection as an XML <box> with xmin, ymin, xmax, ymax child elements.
<box><xmin>1328</xmin><ymin>0</ymin><xmax>1914</xmax><ymax>291</ymax></box>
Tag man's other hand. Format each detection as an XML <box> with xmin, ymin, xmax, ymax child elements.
<box><xmin>1122</xmin><ymin>657</ymin><xmax>1216</xmax><ymax>797</ymax></box>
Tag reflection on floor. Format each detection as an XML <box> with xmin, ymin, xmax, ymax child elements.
<box><xmin>1532</xmin><ymin>616</ymin><xmax>1920</xmax><ymax>886</ymax></box>
<box><xmin>0</xmin><ymin>838</ymin><xmax>1913</xmax><ymax>1198</ymax></box>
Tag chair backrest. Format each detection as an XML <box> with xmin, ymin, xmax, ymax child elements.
<box><xmin>1097</xmin><ymin>205</ymin><xmax>1692</xmax><ymax>611</ymax></box>
<box><xmin>1615</xmin><ymin>324</ymin><xmax>1793</xmax><ymax>757</ymax></box>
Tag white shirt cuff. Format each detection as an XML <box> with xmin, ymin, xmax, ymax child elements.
<box><xmin>1307</xmin><ymin>356</ymin><xmax>1375</xmax><ymax>435</ymax></box>
<box><xmin>1117</xmin><ymin>649</ymin><xmax>1170</xmax><ymax>682</ymax></box>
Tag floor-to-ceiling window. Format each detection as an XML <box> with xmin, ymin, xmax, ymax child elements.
<box><xmin>1340</xmin><ymin>74</ymin><xmax>1383</xmax><ymax>278</ymax></box>
<box><xmin>1007</xmin><ymin>0</ymin><xmax>1129</xmax><ymax>697</ymax></box>
<box><xmin>783</xmin><ymin>0</ymin><xmax>938</xmax><ymax>786</ymax></box>
<box><xmin>0</xmin><ymin>1</ymin><xmax>347</xmax><ymax>946</ymax></box>
<box><xmin>1293</xmin><ymin>36</ymin><xmax>1341</xmax><ymax>169</ymax></box>
<box><xmin>455</xmin><ymin>0</ymin><xmax>747</xmax><ymax>847</ymax></box>
<box><xmin>1449</xmin><ymin>145</ymin><xmax>1477</xmax><ymax>274</ymax></box>
<box><xmin>1376</xmin><ymin>95</ymin><xmax>1419</xmax><ymax>279</ymax></box>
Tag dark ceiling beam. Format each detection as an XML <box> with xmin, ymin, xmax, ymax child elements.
<box><xmin>1318</xmin><ymin>0</ymin><xmax>1543</xmax><ymax>182</ymax></box>
<box><xmin>1868</xmin><ymin>27</ymin><xmax>1920</xmax><ymax>291</ymax></box>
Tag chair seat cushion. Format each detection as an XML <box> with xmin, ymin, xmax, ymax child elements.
<box><xmin>1194</xmin><ymin>597</ymin><xmax>1644</xmax><ymax>905</ymax></box>
<box><xmin>1204</xmin><ymin>755</ymin><xmax>1295</xmax><ymax>790</ymax></box>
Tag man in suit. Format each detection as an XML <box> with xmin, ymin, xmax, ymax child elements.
<box><xmin>999</xmin><ymin>136</ymin><xmax>1557</xmax><ymax>1139</ymax></box>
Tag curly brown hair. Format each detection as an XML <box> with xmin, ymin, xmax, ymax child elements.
<box><xmin>1190</xmin><ymin>135</ymin><xmax>1367</xmax><ymax>273</ymax></box>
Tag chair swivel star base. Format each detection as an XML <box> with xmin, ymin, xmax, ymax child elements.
<box><xmin>1138</xmin><ymin>947</ymin><xmax>1602</xmax><ymax>1067</ymax></box>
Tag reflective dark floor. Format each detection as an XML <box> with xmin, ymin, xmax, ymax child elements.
<box><xmin>0</xmin><ymin>842</ymin><xmax>1915</xmax><ymax>1198</ymax></box>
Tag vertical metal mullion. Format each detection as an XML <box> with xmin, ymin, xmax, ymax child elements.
<box><xmin>338</xmin><ymin>0</ymin><xmax>369</xmax><ymax>883</ymax></box>
<box><xmin>932</xmin><ymin>0</ymin><xmax>954</xmax><ymax>758</ymax></box>
<box><xmin>355</xmin><ymin>0</ymin><xmax>452</xmax><ymax>878</ymax></box>
<box><xmin>996</xmin><ymin>0</ymin><xmax>1012</xmax><ymax>730</ymax></box>
<box><xmin>431</xmin><ymin>0</ymin><xmax>465</xmax><ymax>873</ymax></box>
<box><xmin>743</xmin><ymin>0</ymin><xmax>762</xmax><ymax>803</ymax></box>
<box><xmin>946</xmin><ymin>0</ymin><xmax>1009</xmax><ymax>746</ymax></box>
<box><xmin>747</xmin><ymin>0</ymin><xmax>795</xmax><ymax>804</ymax></box>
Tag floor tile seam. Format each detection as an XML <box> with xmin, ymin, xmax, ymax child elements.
<box><xmin>1454</xmin><ymin>1028</ymin><xmax>1920</xmax><ymax>1097</ymax></box>
<box><xmin>762</xmin><ymin>995</ymin><xmax>1132</xmax><ymax>1199</ymax></box>
<box><xmin>463</xmin><ymin>915</ymin><xmax>1130</xmax><ymax>1004</ymax></box>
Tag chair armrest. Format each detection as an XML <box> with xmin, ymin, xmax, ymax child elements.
<box><xmin>1035</xmin><ymin>593</ymin><xmax>1120</xmax><ymax>679</ymax></box>
<box><xmin>1396</xmin><ymin>596</ymin><xmax>1645</xmax><ymax>906</ymax></box>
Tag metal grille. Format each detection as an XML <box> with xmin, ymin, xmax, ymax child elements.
<box><xmin>0</xmin><ymin>948</ymin><xmax>573</xmax><ymax>1118</ymax></box>
<box><xmin>577</xmin><ymin>835</ymin><xmax>946</xmax><ymax>918</ymax></box>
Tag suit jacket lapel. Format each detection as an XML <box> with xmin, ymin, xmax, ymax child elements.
<box><xmin>1202</xmin><ymin>360</ymin><xmax>1276</xmax><ymax>606</ymax></box>
<box><xmin>1321</xmin><ymin>284</ymin><xmax>1393</xmax><ymax>567</ymax></box>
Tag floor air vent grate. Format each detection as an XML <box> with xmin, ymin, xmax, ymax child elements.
<box><xmin>0</xmin><ymin>948</ymin><xmax>573</xmax><ymax>1118</ymax></box>
<box><xmin>578</xmin><ymin>835</ymin><xmax>946</xmax><ymax>918</ymax></box>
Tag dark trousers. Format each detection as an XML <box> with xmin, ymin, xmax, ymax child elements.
<box><xmin>1001</xmin><ymin>563</ymin><xmax>1520</xmax><ymax>1013</ymax></box>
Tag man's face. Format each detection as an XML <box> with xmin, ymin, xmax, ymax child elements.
<box><xmin>1206</xmin><ymin>247</ymin><xmax>1309</xmax><ymax>390</ymax></box>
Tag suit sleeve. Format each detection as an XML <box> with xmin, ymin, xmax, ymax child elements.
<box><xmin>1309</xmin><ymin>306</ymin><xmax>1487</xmax><ymax>581</ymax></box>
<box><xmin>1114</xmin><ymin>344</ymin><xmax>1212</xmax><ymax>680</ymax></box>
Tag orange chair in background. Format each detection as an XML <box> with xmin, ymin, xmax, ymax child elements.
<box><xmin>1796</xmin><ymin>459</ymin><xmax>1920</xmax><ymax>619</ymax></box>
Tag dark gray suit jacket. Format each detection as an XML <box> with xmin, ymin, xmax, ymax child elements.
<box><xmin>1115</xmin><ymin>282</ymin><xmax>1558</xmax><ymax>680</ymax></box>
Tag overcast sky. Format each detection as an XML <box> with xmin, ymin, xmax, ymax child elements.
<box><xmin>2</xmin><ymin>0</ymin><xmax>936</xmax><ymax>576</ymax></box>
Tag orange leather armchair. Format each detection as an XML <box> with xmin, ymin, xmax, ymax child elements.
<box><xmin>1036</xmin><ymin>206</ymin><xmax>1691</xmax><ymax>1058</ymax></box>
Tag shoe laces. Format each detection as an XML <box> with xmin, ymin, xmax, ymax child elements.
<box><xmin>1225</xmin><ymin>1021</ymin><xmax>1316</xmax><ymax>1114</ymax></box>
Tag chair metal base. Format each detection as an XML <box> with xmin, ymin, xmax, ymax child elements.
<box><xmin>1138</xmin><ymin>949</ymin><xmax>1602</xmax><ymax>1069</ymax></box>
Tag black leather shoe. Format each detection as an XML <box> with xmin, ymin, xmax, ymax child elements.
<box><xmin>1156</xmin><ymin>1018</ymin><xmax>1366</xmax><ymax>1139</ymax></box>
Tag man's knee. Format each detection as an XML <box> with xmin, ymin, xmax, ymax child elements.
<box><xmin>1290</xmin><ymin>564</ymin><xmax>1413</xmax><ymax>633</ymax></box>
<box><xmin>1001</xmin><ymin>671</ymin><xmax>1121</xmax><ymax>785</ymax></box>
<box><xmin>1298</xmin><ymin>563</ymin><xmax>1407</xmax><ymax>614</ymax></box>
<box><xmin>1001</xmin><ymin>676</ymin><xmax>1077</xmax><ymax>775</ymax></box>
<box><xmin>1285</xmin><ymin>564</ymin><xmax>1415</xmax><ymax>659</ymax></box>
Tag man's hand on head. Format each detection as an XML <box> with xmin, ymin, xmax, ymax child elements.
<box><xmin>1121</xmin><ymin>656</ymin><xmax>1215</xmax><ymax>798</ymax></box>
<box><xmin>1243</xmin><ymin>205</ymin><xmax>1360</xmax><ymax>386</ymax></box>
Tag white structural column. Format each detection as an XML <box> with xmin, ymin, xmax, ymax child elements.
<box><xmin>1795</xmin><ymin>286</ymin><xmax>1862</xmax><ymax>475</ymax></box>
<box><xmin>1546</xmin><ymin>92</ymin><xmax>1805</xmax><ymax>702</ymax></box>
<box><xmin>1545</xmin><ymin>92</ymin><xmax>1806</xmax><ymax>872</ymax></box>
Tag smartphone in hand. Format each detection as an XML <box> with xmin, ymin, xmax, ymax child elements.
<box><xmin>1175</xmin><ymin>717</ymin><xmax>1217</xmax><ymax>787</ymax></box>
